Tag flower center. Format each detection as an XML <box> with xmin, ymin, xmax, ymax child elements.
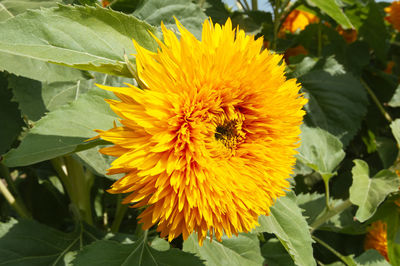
<box><xmin>214</xmin><ymin>119</ymin><xmax>245</xmax><ymax>150</ymax></box>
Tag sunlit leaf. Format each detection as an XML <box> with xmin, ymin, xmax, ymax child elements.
<box><xmin>0</xmin><ymin>5</ymin><xmax>158</xmax><ymax>77</ymax></box>
<box><xmin>2</xmin><ymin>87</ymin><xmax>118</xmax><ymax>167</ymax></box>
<box><xmin>300</xmin><ymin>69</ymin><xmax>368</xmax><ymax>146</ymax></box>
<box><xmin>183</xmin><ymin>233</ymin><xmax>263</xmax><ymax>266</ymax></box>
<box><xmin>256</xmin><ymin>192</ymin><xmax>316</xmax><ymax>266</ymax></box>
<box><xmin>73</xmin><ymin>237</ymin><xmax>204</xmax><ymax>266</ymax></box>
<box><xmin>133</xmin><ymin>0</ymin><xmax>207</xmax><ymax>39</ymax></box>
<box><xmin>349</xmin><ymin>159</ymin><xmax>400</xmax><ymax>222</ymax></box>
<box><xmin>307</xmin><ymin>0</ymin><xmax>353</xmax><ymax>29</ymax></box>
<box><xmin>0</xmin><ymin>219</ymin><xmax>98</xmax><ymax>265</ymax></box>
<box><xmin>297</xmin><ymin>125</ymin><xmax>345</xmax><ymax>180</ymax></box>
<box><xmin>354</xmin><ymin>249</ymin><xmax>391</xmax><ymax>266</ymax></box>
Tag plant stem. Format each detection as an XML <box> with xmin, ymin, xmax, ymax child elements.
<box><xmin>361</xmin><ymin>79</ymin><xmax>393</xmax><ymax>123</ymax></box>
<box><xmin>312</xmin><ymin>236</ymin><xmax>356</xmax><ymax>266</ymax></box>
<box><xmin>323</xmin><ymin>178</ymin><xmax>331</xmax><ymax>210</ymax></box>
<box><xmin>310</xmin><ymin>199</ymin><xmax>352</xmax><ymax>233</ymax></box>
<box><xmin>0</xmin><ymin>163</ymin><xmax>23</xmax><ymax>205</ymax></box>
<box><xmin>317</xmin><ymin>23</ymin><xmax>322</xmax><ymax>57</ymax></box>
<box><xmin>111</xmin><ymin>196</ymin><xmax>128</xmax><ymax>233</ymax></box>
<box><xmin>242</xmin><ymin>0</ymin><xmax>251</xmax><ymax>10</ymax></box>
<box><xmin>52</xmin><ymin>156</ymin><xmax>94</xmax><ymax>225</ymax></box>
<box><xmin>271</xmin><ymin>0</ymin><xmax>281</xmax><ymax>50</ymax></box>
<box><xmin>0</xmin><ymin>178</ymin><xmax>31</xmax><ymax>218</ymax></box>
<box><xmin>251</xmin><ymin>0</ymin><xmax>257</xmax><ymax>10</ymax></box>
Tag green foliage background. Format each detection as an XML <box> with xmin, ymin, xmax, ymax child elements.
<box><xmin>0</xmin><ymin>0</ymin><xmax>400</xmax><ymax>265</ymax></box>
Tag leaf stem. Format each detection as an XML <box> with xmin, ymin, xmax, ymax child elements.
<box><xmin>317</xmin><ymin>23</ymin><xmax>322</xmax><ymax>57</ymax></box>
<box><xmin>312</xmin><ymin>236</ymin><xmax>356</xmax><ymax>266</ymax></box>
<box><xmin>0</xmin><ymin>178</ymin><xmax>31</xmax><ymax>218</ymax></box>
<box><xmin>271</xmin><ymin>0</ymin><xmax>281</xmax><ymax>50</ymax></box>
<box><xmin>52</xmin><ymin>156</ymin><xmax>94</xmax><ymax>225</ymax></box>
<box><xmin>111</xmin><ymin>195</ymin><xmax>128</xmax><ymax>233</ymax></box>
<box><xmin>361</xmin><ymin>79</ymin><xmax>392</xmax><ymax>123</ymax></box>
<box><xmin>0</xmin><ymin>163</ymin><xmax>23</xmax><ymax>204</ymax></box>
<box><xmin>251</xmin><ymin>0</ymin><xmax>258</xmax><ymax>10</ymax></box>
<box><xmin>310</xmin><ymin>199</ymin><xmax>352</xmax><ymax>233</ymax></box>
<box><xmin>323</xmin><ymin>178</ymin><xmax>331</xmax><ymax>210</ymax></box>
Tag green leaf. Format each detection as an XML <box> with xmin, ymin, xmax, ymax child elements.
<box><xmin>109</xmin><ymin>0</ymin><xmax>141</xmax><ymax>13</ymax></box>
<box><xmin>388</xmin><ymin>84</ymin><xmax>400</xmax><ymax>108</ymax></box>
<box><xmin>261</xmin><ymin>238</ymin><xmax>295</xmax><ymax>266</ymax></box>
<box><xmin>297</xmin><ymin>193</ymin><xmax>365</xmax><ymax>234</ymax></box>
<box><xmin>358</xmin><ymin>1</ymin><xmax>388</xmax><ymax>62</ymax></box>
<box><xmin>0</xmin><ymin>72</ymin><xmax>24</xmax><ymax>155</ymax></box>
<box><xmin>0</xmin><ymin>219</ymin><xmax>97</xmax><ymax>265</ymax></box>
<box><xmin>297</xmin><ymin>125</ymin><xmax>345</xmax><ymax>180</ymax></box>
<box><xmin>349</xmin><ymin>159</ymin><xmax>400</xmax><ymax>222</ymax></box>
<box><xmin>307</xmin><ymin>0</ymin><xmax>353</xmax><ymax>29</ymax></box>
<box><xmin>73</xmin><ymin>238</ymin><xmax>204</xmax><ymax>266</ymax></box>
<box><xmin>2</xmin><ymin>87</ymin><xmax>118</xmax><ymax>167</ymax></box>
<box><xmin>8</xmin><ymin>75</ymin><xmax>47</xmax><ymax>121</ymax></box>
<box><xmin>256</xmin><ymin>192</ymin><xmax>316</xmax><ymax>266</ymax></box>
<box><xmin>74</xmin><ymin>145</ymin><xmax>117</xmax><ymax>179</ymax></box>
<box><xmin>0</xmin><ymin>5</ymin><xmax>158</xmax><ymax>77</ymax></box>
<box><xmin>183</xmin><ymin>233</ymin><xmax>263</xmax><ymax>266</ymax></box>
<box><xmin>0</xmin><ymin>0</ymin><xmax>60</xmax><ymax>16</ymax></box>
<box><xmin>376</xmin><ymin>136</ymin><xmax>398</xmax><ymax>169</ymax></box>
<box><xmin>300</xmin><ymin>69</ymin><xmax>368</xmax><ymax>146</ymax></box>
<box><xmin>0</xmin><ymin>51</ymin><xmax>91</xmax><ymax>83</ymax></box>
<box><xmin>354</xmin><ymin>250</ymin><xmax>390</xmax><ymax>266</ymax></box>
<box><xmin>390</xmin><ymin>119</ymin><xmax>400</xmax><ymax>146</ymax></box>
<box><xmin>202</xmin><ymin>0</ymin><xmax>231</xmax><ymax>25</ymax></box>
<box><xmin>0</xmin><ymin>3</ymin><xmax>13</xmax><ymax>21</ymax></box>
<box><xmin>0</xmin><ymin>1</ymin><xmax>90</xmax><ymax>82</ymax></box>
<box><xmin>133</xmin><ymin>0</ymin><xmax>207</xmax><ymax>39</ymax></box>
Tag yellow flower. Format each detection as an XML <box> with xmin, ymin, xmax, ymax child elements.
<box><xmin>95</xmin><ymin>18</ymin><xmax>307</xmax><ymax>244</ymax></box>
<box><xmin>385</xmin><ymin>1</ymin><xmax>400</xmax><ymax>31</ymax></box>
<box><xmin>364</xmin><ymin>221</ymin><xmax>389</xmax><ymax>261</ymax></box>
<box><xmin>280</xmin><ymin>9</ymin><xmax>319</xmax><ymax>36</ymax></box>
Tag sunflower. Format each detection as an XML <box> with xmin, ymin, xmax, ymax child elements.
<box><xmin>95</xmin><ymin>18</ymin><xmax>307</xmax><ymax>244</ymax></box>
<box><xmin>364</xmin><ymin>221</ymin><xmax>389</xmax><ymax>261</ymax></box>
<box><xmin>280</xmin><ymin>9</ymin><xmax>319</xmax><ymax>37</ymax></box>
<box><xmin>385</xmin><ymin>1</ymin><xmax>400</xmax><ymax>32</ymax></box>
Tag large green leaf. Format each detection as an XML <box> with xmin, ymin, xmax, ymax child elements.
<box><xmin>0</xmin><ymin>1</ymin><xmax>91</xmax><ymax>82</ymax></box>
<box><xmin>297</xmin><ymin>193</ymin><xmax>365</xmax><ymax>234</ymax></box>
<box><xmin>388</xmin><ymin>85</ymin><xmax>400</xmax><ymax>108</ymax></box>
<box><xmin>0</xmin><ymin>0</ymin><xmax>60</xmax><ymax>16</ymax></box>
<box><xmin>0</xmin><ymin>3</ymin><xmax>13</xmax><ymax>21</ymax></box>
<box><xmin>8</xmin><ymin>75</ymin><xmax>47</xmax><ymax>121</ymax></box>
<box><xmin>390</xmin><ymin>119</ymin><xmax>400</xmax><ymax>146</ymax></box>
<box><xmin>349</xmin><ymin>160</ymin><xmax>400</xmax><ymax>222</ymax></box>
<box><xmin>297</xmin><ymin>125</ymin><xmax>345</xmax><ymax>180</ymax></box>
<box><xmin>307</xmin><ymin>0</ymin><xmax>353</xmax><ymax>29</ymax></box>
<box><xmin>0</xmin><ymin>219</ymin><xmax>98</xmax><ymax>265</ymax></box>
<box><xmin>0</xmin><ymin>5</ymin><xmax>158</xmax><ymax>77</ymax></box>
<box><xmin>2</xmin><ymin>87</ymin><xmax>118</xmax><ymax>167</ymax></box>
<box><xmin>256</xmin><ymin>192</ymin><xmax>316</xmax><ymax>266</ymax></box>
<box><xmin>0</xmin><ymin>73</ymin><xmax>24</xmax><ymax>155</ymax></box>
<box><xmin>358</xmin><ymin>1</ymin><xmax>388</xmax><ymax>62</ymax></box>
<box><xmin>300</xmin><ymin>70</ymin><xmax>368</xmax><ymax>146</ymax></box>
<box><xmin>386</xmin><ymin>207</ymin><xmax>400</xmax><ymax>266</ymax></box>
<box><xmin>73</xmin><ymin>237</ymin><xmax>204</xmax><ymax>266</ymax></box>
<box><xmin>354</xmin><ymin>250</ymin><xmax>391</xmax><ymax>266</ymax></box>
<box><xmin>183</xmin><ymin>233</ymin><xmax>263</xmax><ymax>266</ymax></box>
<box><xmin>261</xmin><ymin>238</ymin><xmax>295</xmax><ymax>266</ymax></box>
<box><xmin>133</xmin><ymin>0</ymin><xmax>207</xmax><ymax>39</ymax></box>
